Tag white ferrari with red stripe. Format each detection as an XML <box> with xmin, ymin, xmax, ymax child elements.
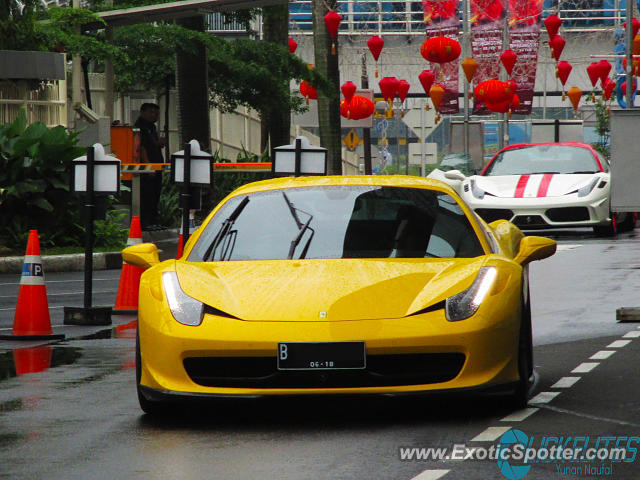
<box><xmin>446</xmin><ymin>142</ymin><xmax>634</xmax><ymax>234</ymax></box>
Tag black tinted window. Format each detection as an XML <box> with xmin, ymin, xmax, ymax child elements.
<box><xmin>189</xmin><ymin>186</ymin><xmax>485</xmax><ymax>261</ymax></box>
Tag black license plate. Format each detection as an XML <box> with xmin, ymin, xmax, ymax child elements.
<box><xmin>277</xmin><ymin>342</ymin><xmax>366</xmax><ymax>370</ymax></box>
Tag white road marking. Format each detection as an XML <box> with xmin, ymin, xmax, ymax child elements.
<box><xmin>607</xmin><ymin>340</ymin><xmax>632</xmax><ymax>348</ymax></box>
<box><xmin>529</xmin><ymin>391</ymin><xmax>561</xmax><ymax>404</ymax></box>
<box><xmin>471</xmin><ymin>426</ymin><xmax>512</xmax><ymax>442</ymax></box>
<box><xmin>590</xmin><ymin>350</ymin><xmax>616</xmax><ymax>360</ymax></box>
<box><xmin>556</xmin><ymin>244</ymin><xmax>582</xmax><ymax>251</ymax></box>
<box><xmin>571</xmin><ymin>362</ymin><xmax>599</xmax><ymax>373</ymax></box>
<box><xmin>500</xmin><ymin>408</ymin><xmax>539</xmax><ymax>422</ymax></box>
<box><xmin>410</xmin><ymin>470</ymin><xmax>450</xmax><ymax>480</ymax></box>
<box><xmin>623</xmin><ymin>331</ymin><xmax>640</xmax><ymax>338</ymax></box>
<box><xmin>551</xmin><ymin>377</ymin><xmax>581</xmax><ymax>388</ymax></box>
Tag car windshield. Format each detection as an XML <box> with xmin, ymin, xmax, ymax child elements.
<box><xmin>188</xmin><ymin>185</ymin><xmax>485</xmax><ymax>261</ymax></box>
<box><xmin>483</xmin><ymin>145</ymin><xmax>601</xmax><ymax>176</ymax></box>
<box><xmin>439</xmin><ymin>153</ymin><xmax>476</xmax><ymax>176</ymax></box>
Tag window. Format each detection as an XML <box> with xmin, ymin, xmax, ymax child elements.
<box><xmin>189</xmin><ymin>186</ymin><xmax>485</xmax><ymax>261</ymax></box>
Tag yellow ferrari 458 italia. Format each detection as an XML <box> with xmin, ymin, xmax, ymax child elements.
<box><xmin>123</xmin><ymin>175</ymin><xmax>556</xmax><ymax>414</ymax></box>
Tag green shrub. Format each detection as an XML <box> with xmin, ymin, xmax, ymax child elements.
<box><xmin>0</xmin><ymin>109</ymin><xmax>85</xmax><ymax>251</ymax></box>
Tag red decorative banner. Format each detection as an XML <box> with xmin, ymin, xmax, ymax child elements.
<box><xmin>508</xmin><ymin>0</ymin><xmax>543</xmax><ymax>114</ymax></box>
<box><xmin>422</xmin><ymin>0</ymin><xmax>460</xmax><ymax>114</ymax></box>
<box><xmin>470</xmin><ymin>0</ymin><xmax>507</xmax><ymax>114</ymax></box>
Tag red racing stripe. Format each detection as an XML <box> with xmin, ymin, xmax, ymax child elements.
<box><xmin>514</xmin><ymin>175</ymin><xmax>530</xmax><ymax>198</ymax></box>
<box><xmin>537</xmin><ymin>173</ymin><xmax>553</xmax><ymax>197</ymax></box>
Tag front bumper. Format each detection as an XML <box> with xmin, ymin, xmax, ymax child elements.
<box><xmin>138</xmin><ymin>291</ymin><xmax>522</xmax><ymax>397</ymax></box>
<box><xmin>464</xmin><ymin>192</ymin><xmax>610</xmax><ymax>229</ymax></box>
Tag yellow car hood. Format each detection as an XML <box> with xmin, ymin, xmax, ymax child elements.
<box><xmin>175</xmin><ymin>258</ymin><xmax>488</xmax><ymax>322</ymax></box>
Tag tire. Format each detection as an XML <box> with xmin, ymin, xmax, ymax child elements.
<box><xmin>136</xmin><ymin>330</ymin><xmax>167</xmax><ymax>415</ymax></box>
<box><xmin>616</xmin><ymin>212</ymin><xmax>637</xmax><ymax>233</ymax></box>
<box><xmin>593</xmin><ymin>212</ymin><xmax>618</xmax><ymax>236</ymax></box>
<box><xmin>508</xmin><ymin>283</ymin><xmax>533</xmax><ymax>409</ymax></box>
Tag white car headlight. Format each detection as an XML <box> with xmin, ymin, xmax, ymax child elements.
<box><xmin>470</xmin><ymin>179</ymin><xmax>486</xmax><ymax>199</ymax></box>
<box><xmin>445</xmin><ymin>267</ymin><xmax>497</xmax><ymax>322</ymax></box>
<box><xmin>162</xmin><ymin>272</ymin><xmax>204</xmax><ymax>326</ymax></box>
<box><xmin>577</xmin><ymin>178</ymin><xmax>599</xmax><ymax>197</ymax></box>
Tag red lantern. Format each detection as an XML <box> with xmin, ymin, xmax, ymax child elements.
<box><xmin>623</xmin><ymin>18</ymin><xmax>640</xmax><ymax>38</ymax></box>
<box><xmin>341</xmin><ymin>81</ymin><xmax>357</xmax><ymax>104</ymax></box>
<box><xmin>549</xmin><ymin>35</ymin><xmax>565</xmax><ymax>61</ymax></box>
<box><xmin>474</xmin><ymin>79</ymin><xmax>513</xmax><ymax>104</ymax></box>
<box><xmin>379</xmin><ymin>76</ymin><xmax>399</xmax><ymax>103</ymax></box>
<box><xmin>586</xmin><ymin>62</ymin><xmax>600</xmax><ymax>90</ymax></box>
<box><xmin>556</xmin><ymin>60</ymin><xmax>572</xmax><ymax>100</ymax></box>
<box><xmin>367</xmin><ymin>35</ymin><xmax>384</xmax><ymax>78</ymax></box>
<box><xmin>500</xmin><ymin>49</ymin><xmax>517</xmax><ymax>76</ymax></box>
<box><xmin>418</xmin><ymin>70</ymin><xmax>435</xmax><ymax>110</ymax></box>
<box><xmin>603</xmin><ymin>77</ymin><xmax>616</xmax><ymax>101</ymax></box>
<box><xmin>621</xmin><ymin>78</ymin><xmax>637</xmax><ymax>95</ymax></box>
<box><xmin>340</xmin><ymin>95</ymin><xmax>374</xmax><ymax>120</ymax></box>
<box><xmin>288</xmin><ymin>38</ymin><xmax>297</xmax><ymax>54</ymax></box>
<box><xmin>596</xmin><ymin>60</ymin><xmax>612</xmax><ymax>85</ymax></box>
<box><xmin>544</xmin><ymin>14</ymin><xmax>562</xmax><ymax>41</ymax></box>
<box><xmin>397</xmin><ymin>79</ymin><xmax>410</xmax><ymax>103</ymax></box>
<box><xmin>300</xmin><ymin>80</ymin><xmax>317</xmax><ymax>105</ymax></box>
<box><xmin>420</xmin><ymin>36</ymin><xmax>461</xmax><ymax>64</ymax></box>
<box><xmin>324</xmin><ymin>10</ymin><xmax>342</xmax><ymax>55</ymax></box>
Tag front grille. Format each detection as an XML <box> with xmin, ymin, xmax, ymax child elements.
<box><xmin>474</xmin><ymin>208</ymin><xmax>513</xmax><ymax>223</ymax></box>
<box><xmin>512</xmin><ymin>215</ymin><xmax>548</xmax><ymax>227</ymax></box>
<box><xmin>183</xmin><ymin>353</ymin><xmax>466</xmax><ymax>388</ymax></box>
<box><xmin>545</xmin><ymin>207</ymin><xmax>590</xmax><ymax>222</ymax></box>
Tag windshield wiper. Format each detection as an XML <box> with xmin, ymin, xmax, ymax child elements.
<box><xmin>204</xmin><ymin>196</ymin><xmax>250</xmax><ymax>261</ymax></box>
<box><xmin>282</xmin><ymin>192</ymin><xmax>315</xmax><ymax>259</ymax></box>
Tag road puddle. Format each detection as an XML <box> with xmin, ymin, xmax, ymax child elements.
<box><xmin>0</xmin><ymin>345</ymin><xmax>82</xmax><ymax>382</ymax></box>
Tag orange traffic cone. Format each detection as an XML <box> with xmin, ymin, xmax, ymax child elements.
<box><xmin>13</xmin><ymin>345</ymin><xmax>53</xmax><ymax>376</ymax></box>
<box><xmin>0</xmin><ymin>230</ymin><xmax>64</xmax><ymax>341</ymax></box>
<box><xmin>177</xmin><ymin>210</ymin><xmax>196</xmax><ymax>258</ymax></box>
<box><xmin>113</xmin><ymin>216</ymin><xmax>144</xmax><ymax>314</ymax></box>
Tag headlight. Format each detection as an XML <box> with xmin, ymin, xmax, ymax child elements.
<box><xmin>445</xmin><ymin>267</ymin><xmax>497</xmax><ymax>322</ymax></box>
<box><xmin>162</xmin><ymin>272</ymin><xmax>204</xmax><ymax>326</ymax></box>
<box><xmin>577</xmin><ymin>178</ymin><xmax>599</xmax><ymax>197</ymax></box>
<box><xmin>470</xmin><ymin>179</ymin><xmax>486</xmax><ymax>199</ymax></box>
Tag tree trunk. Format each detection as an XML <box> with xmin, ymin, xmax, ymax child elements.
<box><xmin>312</xmin><ymin>0</ymin><xmax>342</xmax><ymax>175</ymax></box>
<box><xmin>262</xmin><ymin>4</ymin><xmax>290</xmax><ymax>156</ymax></box>
<box><xmin>175</xmin><ymin>16</ymin><xmax>211</xmax><ymax>153</ymax></box>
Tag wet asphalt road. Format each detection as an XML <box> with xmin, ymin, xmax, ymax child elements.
<box><xmin>1</xmin><ymin>229</ymin><xmax>640</xmax><ymax>480</ymax></box>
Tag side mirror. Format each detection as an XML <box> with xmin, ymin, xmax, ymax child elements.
<box><xmin>513</xmin><ymin>236</ymin><xmax>557</xmax><ymax>266</ymax></box>
<box><xmin>122</xmin><ymin>242</ymin><xmax>160</xmax><ymax>270</ymax></box>
<box><xmin>444</xmin><ymin>169</ymin><xmax>466</xmax><ymax>182</ymax></box>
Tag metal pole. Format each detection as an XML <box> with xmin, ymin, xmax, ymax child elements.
<box><xmin>181</xmin><ymin>143</ymin><xmax>192</xmax><ymax>246</ymax></box>
<box><xmin>462</xmin><ymin>0</ymin><xmax>470</xmax><ymax>156</ymax></box>
<box><xmin>84</xmin><ymin>146</ymin><xmax>95</xmax><ymax>310</ymax></box>
<box><xmin>361</xmin><ymin>55</ymin><xmax>373</xmax><ymax>174</ymax></box>
<box><xmin>294</xmin><ymin>138</ymin><xmax>302</xmax><ymax>177</ymax></box>
<box><xmin>420</xmin><ymin>99</ymin><xmax>426</xmax><ymax>177</ymax></box>
<box><xmin>626</xmin><ymin>2</ymin><xmax>634</xmax><ymax>108</ymax></box>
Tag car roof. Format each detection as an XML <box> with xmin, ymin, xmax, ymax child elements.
<box><xmin>227</xmin><ymin>175</ymin><xmax>461</xmax><ymax>198</ymax></box>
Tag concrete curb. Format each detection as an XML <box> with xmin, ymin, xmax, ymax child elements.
<box><xmin>0</xmin><ymin>251</ymin><xmax>123</xmax><ymax>274</ymax></box>
<box><xmin>0</xmin><ymin>228</ymin><xmax>181</xmax><ymax>274</ymax></box>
